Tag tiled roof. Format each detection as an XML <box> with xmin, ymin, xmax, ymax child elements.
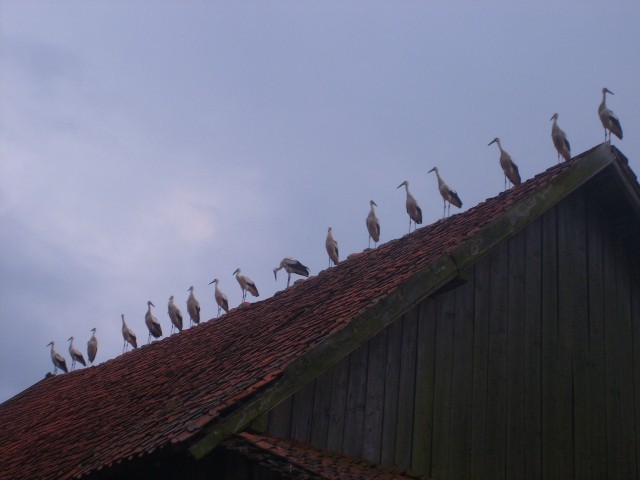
<box><xmin>0</xmin><ymin>143</ymin><xmax>632</xmax><ymax>480</ymax></box>
<box><xmin>224</xmin><ymin>432</ymin><xmax>428</xmax><ymax>479</ymax></box>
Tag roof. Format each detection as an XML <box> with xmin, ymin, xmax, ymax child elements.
<box><xmin>0</xmin><ymin>143</ymin><xmax>637</xmax><ymax>480</ymax></box>
<box><xmin>223</xmin><ymin>432</ymin><xmax>427</xmax><ymax>480</ymax></box>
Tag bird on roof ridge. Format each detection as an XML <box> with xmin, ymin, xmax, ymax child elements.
<box><xmin>598</xmin><ymin>87</ymin><xmax>623</xmax><ymax>141</ymax></box>
<box><xmin>325</xmin><ymin>227</ymin><xmax>339</xmax><ymax>267</ymax></box>
<box><xmin>428</xmin><ymin>166</ymin><xmax>463</xmax><ymax>218</ymax></box>
<box><xmin>366</xmin><ymin>200</ymin><xmax>380</xmax><ymax>248</ymax></box>
<box><xmin>67</xmin><ymin>336</ymin><xmax>86</xmax><ymax>371</ymax></box>
<box><xmin>488</xmin><ymin>137</ymin><xmax>522</xmax><ymax>190</ymax></box>
<box><xmin>168</xmin><ymin>295</ymin><xmax>184</xmax><ymax>334</ymax></box>
<box><xmin>274</xmin><ymin>257</ymin><xmax>310</xmax><ymax>288</ymax></box>
<box><xmin>145</xmin><ymin>301</ymin><xmax>162</xmax><ymax>343</ymax></box>
<box><xmin>47</xmin><ymin>341</ymin><xmax>68</xmax><ymax>374</ymax></box>
<box><xmin>87</xmin><ymin>328</ymin><xmax>98</xmax><ymax>365</ymax></box>
<box><xmin>233</xmin><ymin>268</ymin><xmax>259</xmax><ymax>304</ymax></box>
<box><xmin>209</xmin><ymin>278</ymin><xmax>229</xmax><ymax>317</ymax></box>
<box><xmin>550</xmin><ymin>113</ymin><xmax>571</xmax><ymax>163</ymax></box>
<box><xmin>121</xmin><ymin>314</ymin><xmax>137</xmax><ymax>352</ymax></box>
<box><xmin>187</xmin><ymin>286</ymin><xmax>200</xmax><ymax>327</ymax></box>
<box><xmin>397</xmin><ymin>180</ymin><xmax>423</xmax><ymax>233</ymax></box>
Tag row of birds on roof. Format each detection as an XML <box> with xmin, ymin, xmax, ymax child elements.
<box><xmin>46</xmin><ymin>87</ymin><xmax>624</xmax><ymax>376</ymax></box>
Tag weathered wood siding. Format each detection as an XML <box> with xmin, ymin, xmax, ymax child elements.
<box><xmin>266</xmin><ymin>187</ymin><xmax>640</xmax><ymax>479</ymax></box>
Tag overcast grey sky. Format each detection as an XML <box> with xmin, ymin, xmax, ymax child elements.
<box><xmin>1</xmin><ymin>2</ymin><xmax>639</xmax><ymax>402</ymax></box>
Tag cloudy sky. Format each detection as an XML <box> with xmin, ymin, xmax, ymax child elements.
<box><xmin>1</xmin><ymin>2</ymin><xmax>638</xmax><ymax>402</ymax></box>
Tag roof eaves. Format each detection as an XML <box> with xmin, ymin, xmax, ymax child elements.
<box><xmin>188</xmin><ymin>142</ymin><xmax>616</xmax><ymax>460</ymax></box>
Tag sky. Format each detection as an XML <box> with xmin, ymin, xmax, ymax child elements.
<box><xmin>1</xmin><ymin>1</ymin><xmax>639</xmax><ymax>403</ymax></box>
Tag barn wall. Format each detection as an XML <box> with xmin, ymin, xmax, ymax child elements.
<box><xmin>265</xmin><ymin>186</ymin><xmax>640</xmax><ymax>479</ymax></box>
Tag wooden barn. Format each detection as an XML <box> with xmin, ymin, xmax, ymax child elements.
<box><xmin>1</xmin><ymin>142</ymin><xmax>638</xmax><ymax>480</ymax></box>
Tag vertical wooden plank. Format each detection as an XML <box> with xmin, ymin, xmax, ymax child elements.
<box><xmin>614</xmin><ymin>233</ymin><xmax>637</xmax><ymax>479</ymax></box>
<box><xmin>447</xmin><ymin>269</ymin><xmax>475</xmax><ymax>479</ymax></box>
<box><xmin>430</xmin><ymin>288</ymin><xmax>456</xmax><ymax>478</ymax></box>
<box><xmin>362</xmin><ymin>328</ymin><xmax>388</xmax><ymax>463</ymax></box>
<box><xmin>586</xmin><ymin>193</ymin><xmax>607</xmax><ymax>478</ymax></box>
<box><xmin>380</xmin><ymin>318</ymin><xmax>403</xmax><ymax>465</ymax></box>
<box><xmin>506</xmin><ymin>227</ymin><xmax>526</xmax><ymax>479</ymax></box>
<box><xmin>484</xmin><ymin>241</ymin><xmax>508</xmax><ymax>478</ymax></box>
<box><xmin>342</xmin><ymin>342</ymin><xmax>368</xmax><ymax>458</ymax></box>
<box><xmin>470</xmin><ymin>253</ymin><xmax>491</xmax><ymax>478</ymax></box>
<box><xmin>412</xmin><ymin>297</ymin><xmax>437</xmax><ymax>475</ymax></box>
<box><xmin>289</xmin><ymin>380</ymin><xmax>315</xmax><ymax>443</ymax></box>
<box><xmin>523</xmin><ymin>216</ymin><xmax>542</xmax><ymax>480</ymax></box>
<box><xmin>602</xmin><ymin>216</ymin><xmax>623</xmax><ymax>479</ymax></box>
<box><xmin>309</xmin><ymin>366</ymin><xmax>334</xmax><ymax>448</ymax></box>
<box><xmin>558</xmin><ymin>192</ymin><xmax>588</xmax><ymax>479</ymax></box>
<box><xmin>266</xmin><ymin>395</ymin><xmax>293</xmax><ymax>439</ymax></box>
<box><xmin>540</xmin><ymin>206</ymin><xmax>566</xmax><ymax>478</ymax></box>
<box><xmin>631</xmin><ymin>267</ymin><xmax>640</xmax><ymax>474</ymax></box>
<box><xmin>394</xmin><ymin>305</ymin><xmax>419</xmax><ymax>470</ymax></box>
<box><xmin>326</xmin><ymin>356</ymin><xmax>350</xmax><ymax>452</ymax></box>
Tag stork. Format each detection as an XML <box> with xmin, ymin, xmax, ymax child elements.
<box><xmin>598</xmin><ymin>87</ymin><xmax>623</xmax><ymax>141</ymax></box>
<box><xmin>550</xmin><ymin>113</ymin><xmax>571</xmax><ymax>162</ymax></box>
<box><xmin>121</xmin><ymin>314</ymin><xmax>137</xmax><ymax>352</ymax></box>
<box><xmin>397</xmin><ymin>181</ymin><xmax>423</xmax><ymax>232</ymax></box>
<box><xmin>145</xmin><ymin>301</ymin><xmax>162</xmax><ymax>343</ymax></box>
<box><xmin>488</xmin><ymin>137</ymin><xmax>521</xmax><ymax>189</ymax></box>
<box><xmin>428</xmin><ymin>167</ymin><xmax>462</xmax><ymax>218</ymax></box>
<box><xmin>274</xmin><ymin>257</ymin><xmax>310</xmax><ymax>288</ymax></box>
<box><xmin>67</xmin><ymin>336</ymin><xmax>86</xmax><ymax>371</ymax></box>
<box><xmin>325</xmin><ymin>227</ymin><xmax>339</xmax><ymax>266</ymax></box>
<box><xmin>233</xmin><ymin>268</ymin><xmax>259</xmax><ymax>303</ymax></box>
<box><xmin>366</xmin><ymin>200</ymin><xmax>380</xmax><ymax>248</ymax></box>
<box><xmin>209</xmin><ymin>278</ymin><xmax>229</xmax><ymax>317</ymax></box>
<box><xmin>186</xmin><ymin>286</ymin><xmax>200</xmax><ymax>327</ymax></box>
<box><xmin>87</xmin><ymin>328</ymin><xmax>98</xmax><ymax>365</ymax></box>
<box><xmin>167</xmin><ymin>295</ymin><xmax>184</xmax><ymax>333</ymax></box>
<box><xmin>47</xmin><ymin>341</ymin><xmax>68</xmax><ymax>374</ymax></box>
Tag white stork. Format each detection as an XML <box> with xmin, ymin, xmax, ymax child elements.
<box><xmin>145</xmin><ymin>301</ymin><xmax>162</xmax><ymax>343</ymax></box>
<box><xmin>428</xmin><ymin>167</ymin><xmax>463</xmax><ymax>218</ymax></box>
<box><xmin>47</xmin><ymin>341</ymin><xmax>68</xmax><ymax>374</ymax></box>
<box><xmin>168</xmin><ymin>295</ymin><xmax>184</xmax><ymax>333</ymax></box>
<box><xmin>186</xmin><ymin>286</ymin><xmax>200</xmax><ymax>327</ymax></box>
<box><xmin>67</xmin><ymin>336</ymin><xmax>86</xmax><ymax>371</ymax></box>
<box><xmin>274</xmin><ymin>257</ymin><xmax>310</xmax><ymax>288</ymax></box>
<box><xmin>366</xmin><ymin>200</ymin><xmax>380</xmax><ymax>248</ymax></box>
<box><xmin>233</xmin><ymin>268</ymin><xmax>259</xmax><ymax>303</ymax></box>
<box><xmin>488</xmin><ymin>137</ymin><xmax>521</xmax><ymax>189</ymax></box>
<box><xmin>598</xmin><ymin>87</ymin><xmax>623</xmax><ymax>141</ymax></box>
<box><xmin>87</xmin><ymin>328</ymin><xmax>98</xmax><ymax>365</ymax></box>
<box><xmin>550</xmin><ymin>113</ymin><xmax>571</xmax><ymax>162</ymax></box>
<box><xmin>325</xmin><ymin>227</ymin><xmax>339</xmax><ymax>266</ymax></box>
<box><xmin>209</xmin><ymin>278</ymin><xmax>229</xmax><ymax>317</ymax></box>
<box><xmin>121</xmin><ymin>314</ymin><xmax>137</xmax><ymax>352</ymax></box>
<box><xmin>397</xmin><ymin>180</ymin><xmax>423</xmax><ymax>232</ymax></box>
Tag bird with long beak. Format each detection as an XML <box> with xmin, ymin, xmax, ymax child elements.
<box><xmin>209</xmin><ymin>278</ymin><xmax>229</xmax><ymax>317</ymax></box>
<box><xmin>397</xmin><ymin>181</ymin><xmax>423</xmax><ymax>233</ymax></box>
<box><xmin>488</xmin><ymin>137</ymin><xmax>521</xmax><ymax>189</ymax></box>
<box><xmin>233</xmin><ymin>268</ymin><xmax>259</xmax><ymax>303</ymax></box>
<box><xmin>186</xmin><ymin>286</ymin><xmax>200</xmax><ymax>327</ymax></box>
<box><xmin>145</xmin><ymin>301</ymin><xmax>162</xmax><ymax>343</ymax></box>
<box><xmin>87</xmin><ymin>328</ymin><xmax>98</xmax><ymax>365</ymax></box>
<box><xmin>47</xmin><ymin>341</ymin><xmax>68</xmax><ymax>374</ymax></box>
<box><xmin>366</xmin><ymin>200</ymin><xmax>380</xmax><ymax>248</ymax></box>
<box><xmin>274</xmin><ymin>257</ymin><xmax>310</xmax><ymax>288</ymax></box>
<box><xmin>550</xmin><ymin>113</ymin><xmax>571</xmax><ymax>162</ymax></box>
<box><xmin>598</xmin><ymin>87</ymin><xmax>623</xmax><ymax>141</ymax></box>
<box><xmin>68</xmin><ymin>336</ymin><xmax>86</xmax><ymax>371</ymax></box>
<box><xmin>326</xmin><ymin>227</ymin><xmax>339</xmax><ymax>266</ymax></box>
<box><xmin>121</xmin><ymin>314</ymin><xmax>137</xmax><ymax>352</ymax></box>
<box><xmin>428</xmin><ymin>166</ymin><xmax>462</xmax><ymax>218</ymax></box>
